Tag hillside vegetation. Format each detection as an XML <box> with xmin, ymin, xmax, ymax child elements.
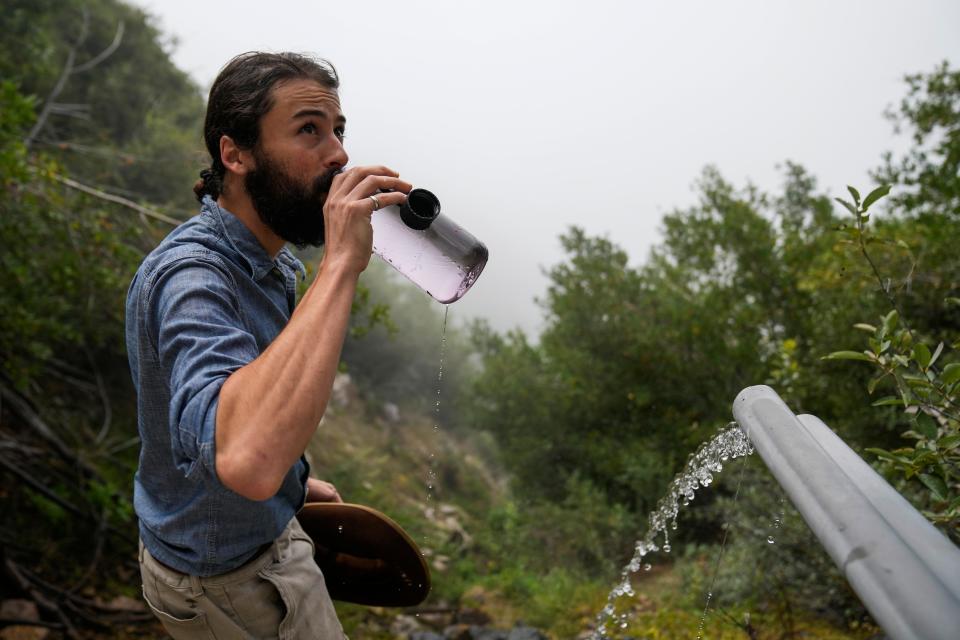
<box><xmin>1</xmin><ymin>1</ymin><xmax>958</xmax><ymax>638</ymax></box>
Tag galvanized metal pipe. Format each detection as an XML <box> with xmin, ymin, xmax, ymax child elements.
<box><xmin>733</xmin><ymin>385</ymin><xmax>960</xmax><ymax>640</ymax></box>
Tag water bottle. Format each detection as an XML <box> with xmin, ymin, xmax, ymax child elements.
<box><xmin>371</xmin><ymin>188</ymin><xmax>488</xmax><ymax>304</ymax></box>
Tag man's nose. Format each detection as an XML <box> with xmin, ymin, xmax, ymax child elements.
<box><xmin>325</xmin><ymin>138</ymin><xmax>348</xmax><ymax>170</ymax></box>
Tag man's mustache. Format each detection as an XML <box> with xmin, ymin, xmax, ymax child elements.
<box><xmin>313</xmin><ymin>167</ymin><xmax>343</xmax><ymax>197</ymax></box>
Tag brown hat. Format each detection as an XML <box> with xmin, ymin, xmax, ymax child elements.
<box><xmin>296</xmin><ymin>502</ymin><xmax>431</xmax><ymax>607</ymax></box>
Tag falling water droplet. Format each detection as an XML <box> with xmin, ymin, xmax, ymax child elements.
<box><xmin>663</xmin><ymin>543</ymin><xmax>671</xmax><ymax>553</ymax></box>
<box><xmin>426</xmin><ymin>307</ymin><xmax>449</xmax><ymax>504</ymax></box>
<box><xmin>643</xmin><ymin>563</ymin><xmax>651</xmax><ymax>572</ymax></box>
<box><xmin>767</xmin><ymin>536</ymin><xmax>775</xmax><ymax>544</ymax></box>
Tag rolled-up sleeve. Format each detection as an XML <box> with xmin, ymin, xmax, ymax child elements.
<box><xmin>147</xmin><ymin>256</ymin><xmax>260</xmax><ymax>479</ymax></box>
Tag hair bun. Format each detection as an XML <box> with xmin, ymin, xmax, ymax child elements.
<box><xmin>193</xmin><ymin>168</ymin><xmax>222</xmax><ymax>202</ymax></box>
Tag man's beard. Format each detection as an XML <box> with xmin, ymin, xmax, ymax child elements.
<box><xmin>244</xmin><ymin>147</ymin><xmax>340</xmax><ymax>249</ymax></box>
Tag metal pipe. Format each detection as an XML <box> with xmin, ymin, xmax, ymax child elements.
<box><xmin>732</xmin><ymin>385</ymin><xmax>960</xmax><ymax>640</ymax></box>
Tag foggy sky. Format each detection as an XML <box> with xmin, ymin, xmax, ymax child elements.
<box><xmin>130</xmin><ymin>0</ymin><xmax>960</xmax><ymax>336</ymax></box>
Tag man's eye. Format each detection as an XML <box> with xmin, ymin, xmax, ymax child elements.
<box><xmin>299</xmin><ymin>123</ymin><xmax>317</xmax><ymax>134</ymax></box>
<box><xmin>335</xmin><ymin>128</ymin><xmax>346</xmax><ymax>141</ymax></box>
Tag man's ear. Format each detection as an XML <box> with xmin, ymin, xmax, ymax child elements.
<box><xmin>219</xmin><ymin>135</ymin><xmax>255</xmax><ymax>177</ymax></box>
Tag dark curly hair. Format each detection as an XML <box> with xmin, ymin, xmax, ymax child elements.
<box><xmin>193</xmin><ymin>51</ymin><xmax>339</xmax><ymax>202</ymax></box>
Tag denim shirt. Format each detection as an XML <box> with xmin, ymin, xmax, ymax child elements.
<box><xmin>125</xmin><ymin>195</ymin><xmax>310</xmax><ymax>577</ymax></box>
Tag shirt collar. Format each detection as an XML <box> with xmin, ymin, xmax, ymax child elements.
<box><xmin>201</xmin><ymin>195</ymin><xmax>306</xmax><ymax>282</ymax></box>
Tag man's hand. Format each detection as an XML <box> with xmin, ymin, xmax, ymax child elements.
<box><xmin>321</xmin><ymin>166</ymin><xmax>412</xmax><ymax>275</ymax></box>
<box><xmin>306</xmin><ymin>477</ymin><xmax>343</xmax><ymax>503</ymax></box>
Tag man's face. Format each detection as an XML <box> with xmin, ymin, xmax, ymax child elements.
<box><xmin>244</xmin><ymin>79</ymin><xmax>348</xmax><ymax>248</ymax></box>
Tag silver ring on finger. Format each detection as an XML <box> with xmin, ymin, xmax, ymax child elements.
<box><xmin>368</xmin><ymin>194</ymin><xmax>382</xmax><ymax>211</ymax></box>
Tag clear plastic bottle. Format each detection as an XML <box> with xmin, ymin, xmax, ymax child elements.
<box><xmin>371</xmin><ymin>188</ymin><xmax>488</xmax><ymax>304</ymax></box>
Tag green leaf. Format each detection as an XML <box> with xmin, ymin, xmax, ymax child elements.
<box><xmin>938</xmin><ymin>434</ymin><xmax>960</xmax><ymax>451</ymax></box>
<box><xmin>853</xmin><ymin>323</ymin><xmax>877</xmax><ymax>333</ymax></box>
<box><xmin>942</xmin><ymin>363</ymin><xmax>960</xmax><ymax>387</ymax></box>
<box><xmin>847</xmin><ymin>185</ymin><xmax>861</xmax><ymax>205</ymax></box>
<box><xmin>865</xmin><ymin>447</ymin><xmax>910</xmax><ymax>465</ymax></box>
<box><xmin>871</xmin><ymin>396</ymin><xmax>902</xmax><ymax>407</ymax></box>
<box><xmin>914</xmin><ymin>343</ymin><xmax>932</xmax><ymax>370</ymax></box>
<box><xmin>919</xmin><ymin>474</ymin><xmax>948</xmax><ymax>502</ymax></box>
<box><xmin>912</xmin><ymin>451</ymin><xmax>939</xmax><ymax>466</ymax></box>
<box><xmin>901</xmin><ymin>373</ymin><xmax>932</xmax><ymax>388</ymax></box>
<box><xmin>861</xmin><ymin>184</ymin><xmax>891</xmax><ymax>212</ymax></box>
<box><xmin>867</xmin><ymin>374</ymin><xmax>887</xmax><ymax>394</ymax></box>
<box><xmin>882</xmin><ymin>310</ymin><xmax>899</xmax><ymax>335</ymax></box>
<box><xmin>929</xmin><ymin>342</ymin><xmax>944</xmax><ymax>369</ymax></box>
<box><xmin>946</xmin><ymin>297</ymin><xmax>960</xmax><ymax>308</ymax></box>
<box><xmin>822</xmin><ymin>351</ymin><xmax>875</xmax><ymax>363</ymax></box>
<box><xmin>834</xmin><ymin>197</ymin><xmax>858</xmax><ymax>217</ymax></box>
<box><xmin>914</xmin><ymin>414</ymin><xmax>938</xmax><ymax>440</ymax></box>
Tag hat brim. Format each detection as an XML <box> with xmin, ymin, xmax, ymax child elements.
<box><xmin>296</xmin><ymin>502</ymin><xmax>431</xmax><ymax>607</ymax></box>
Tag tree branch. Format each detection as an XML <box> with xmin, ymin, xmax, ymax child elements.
<box><xmin>49</xmin><ymin>171</ymin><xmax>182</xmax><ymax>225</ymax></box>
<box><xmin>23</xmin><ymin>7</ymin><xmax>90</xmax><ymax>150</ymax></box>
<box><xmin>0</xmin><ymin>454</ymin><xmax>86</xmax><ymax>519</ymax></box>
<box><xmin>4</xmin><ymin>558</ymin><xmax>80</xmax><ymax>640</ymax></box>
<box><xmin>74</xmin><ymin>21</ymin><xmax>125</xmax><ymax>74</ymax></box>
<box><xmin>0</xmin><ymin>380</ymin><xmax>84</xmax><ymax>471</ymax></box>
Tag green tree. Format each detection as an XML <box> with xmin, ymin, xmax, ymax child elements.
<box><xmin>0</xmin><ymin>2</ymin><xmax>211</xmax><ymax>631</ymax></box>
<box><xmin>874</xmin><ymin>61</ymin><xmax>960</xmax><ymax>220</ymax></box>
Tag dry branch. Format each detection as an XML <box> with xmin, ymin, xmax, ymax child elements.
<box><xmin>4</xmin><ymin>558</ymin><xmax>80</xmax><ymax>639</ymax></box>
<box><xmin>50</xmin><ymin>172</ymin><xmax>182</xmax><ymax>225</ymax></box>
<box><xmin>0</xmin><ymin>380</ymin><xmax>99</xmax><ymax>478</ymax></box>
<box><xmin>24</xmin><ymin>8</ymin><xmax>125</xmax><ymax>150</ymax></box>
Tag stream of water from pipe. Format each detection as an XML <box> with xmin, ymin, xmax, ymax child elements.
<box><xmin>590</xmin><ymin>423</ymin><xmax>755</xmax><ymax>638</ymax></box>
<box><xmin>421</xmin><ymin>311</ymin><xmax>758</xmax><ymax>636</ymax></box>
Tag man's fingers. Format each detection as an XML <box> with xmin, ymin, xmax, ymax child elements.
<box><xmin>331</xmin><ymin>165</ymin><xmax>400</xmax><ymax>196</ymax></box>
<box><xmin>308</xmin><ymin>478</ymin><xmax>344</xmax><ymax>503</ymax></box>
<box><xmin>367</xmin><ymin>190</ymin><xmax>408</xmax><ymax>211</ymax></box>
<box><xmin>348</xmin><ymin>175</ymin><xmax>413</xmax><ymax>201</ymax></box>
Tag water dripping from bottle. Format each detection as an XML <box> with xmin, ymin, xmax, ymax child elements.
<box><xmin>423</xmin><ymin>307</ymin><xmax>449</xmax><ymax>547</ymax></box>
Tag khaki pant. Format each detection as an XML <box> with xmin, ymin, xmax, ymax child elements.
<box><xmin>139</xmin><ymin>519</ymin><xmax>345</xmax><ymax>639</ymax></box>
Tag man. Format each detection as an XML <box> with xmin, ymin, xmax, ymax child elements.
<box><xmin>125</xmin><ymin>51</ymin><xmax>411</xmax><ymax>638</ymax></box>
